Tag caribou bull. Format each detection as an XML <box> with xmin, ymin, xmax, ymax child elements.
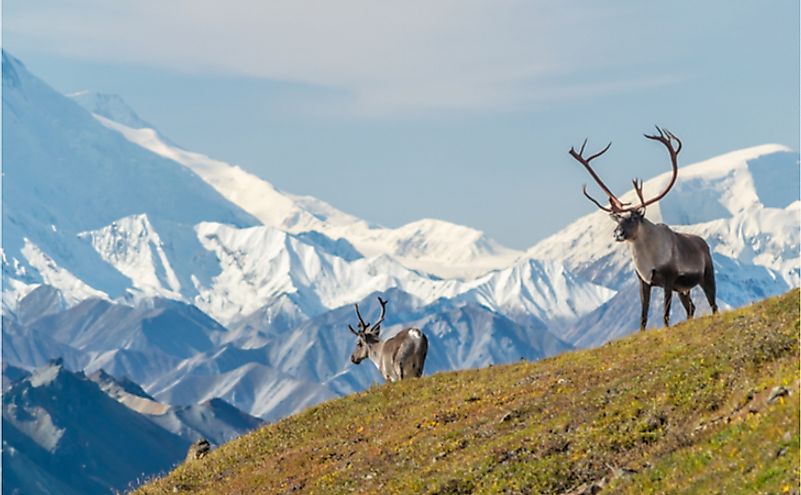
<box><xmin>347</xmin><ymin>297</ymin><xmax>428</xmax><ymax>382</ymax></box>
<box><xmin>568</xmin><ymin>126</ymin><xmax>718</xmax><ymax>330</ymax></box>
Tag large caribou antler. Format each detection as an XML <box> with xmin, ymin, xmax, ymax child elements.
<box><xmin>568</xmin><ymin>139</ymin><xmax>626</xmax><ymax>213</ymax></box>
<box><xmin>633</xmin><ymin>126</ymin><xmax>681</xmax><ymax>211</ymax></box>
<box><xmin>348</xmin><ymin>297</ymin><xmax>389</xmax><ymax>335</ymax></box>
<box><xmin>568</xmin><ymin>126</ymin><xmax>682</xmax><ymax>214</ymax></box>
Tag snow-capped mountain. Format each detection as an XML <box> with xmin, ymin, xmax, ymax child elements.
<box><xmin>88</xmin><ymin>108</ymin><xmax>522</xmax><ymax>280</ymax></box>
<box><xmin>4</xmin><ymin>48</ymin><xmax>796</xmax><ymax>347</ymax></box>
<box><xmin>1</xmin><ymin>51</ymin><xmax>258</xmax><ymax>312</ymax></box>
<box><xmin>2</xmin><ymin>52</ymin><xmax>605</xmax><ymax>336</ymax></box>
<box><xmin>182</xmin><ymin>220</ymin><xmax>612</xmax><ymax>326</ymax></box>
<box><xmin>77</xmin><ymin>214</ymin><xmax>183</xmax><ymax>300</ymax></box>
<box><xmin>73</xmin><ymin>85</ymin><xmax>798</xmax><ymax>341</ymax></box>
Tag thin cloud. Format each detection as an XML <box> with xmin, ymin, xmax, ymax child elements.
<box><xmin>5</xmin><ymin>0</ymin><xmax>691</xmax><ymax>114</ymax></box>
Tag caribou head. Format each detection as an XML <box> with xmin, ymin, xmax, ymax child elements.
<box><xmin>569</xmin><ymin>126</ymin><xmax>681</xmax><ymax>243</ymax></box>
<box><xmin>568</xmin><ymin>126</ymin><xmax>717</xmax><ymax>330</ymax></box>
<box><xmin>348</xmin><ymin>297</ymin><xmax>388</xmax><ymax>365</ymax></box>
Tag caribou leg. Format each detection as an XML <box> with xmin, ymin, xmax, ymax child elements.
<box><xmin>639</xmin><ymin>277</ymin><xmax>652</xmax><ymax>331</ymax></box>
<box><xmin>678</xmin><ymin>291</ymin><xmax>695</xmax><ymax>320</ymax></box>
<box><xmin>702</xmin><ymin>268</ymin><xmax>718</xmax><ymax>314</ymax></box>
<box><xmin>662</xmin><ymin>281</ymin><xmax>675</xmax><ymax>328</ymax></box>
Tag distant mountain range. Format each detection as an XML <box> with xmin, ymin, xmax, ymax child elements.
<box><xmin>2</xmin><ymin>50</ymin><xmax>798</xmax><ymax>494</ymax></box>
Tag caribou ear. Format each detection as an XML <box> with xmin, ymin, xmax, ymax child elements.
<box><xmin>635</xmin><ymin>206</ymin><xmax>646</xmax><ymax>218</ymax></box>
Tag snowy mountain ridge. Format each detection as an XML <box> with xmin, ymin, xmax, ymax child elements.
<box><xmin>59</xmin><ymin>214</ymin><xmax>612</xmax><ymax>327</ymax></box>
<box><xmin>1</xmin><ymin>58</ymin><xmax>610</xmax><ymax>330</ymax></box>
<box><xmin>93</xmin><ymin>113</ymin><xmax>522</xmax><ymax>280</ymax></box>
<box><xmin>77</xmin><ymin>214</ymin><xmax>183</xmax><ymax>300</ymax></box>
<box><xmin>84</xmin><ymin>91</ymin><xmax>799</xmax><ymax>319</ymax></box>
<box><xmin>1</xmin><ymin>51</ymin><xmax>258</xmax><ymax>314</ymax></box>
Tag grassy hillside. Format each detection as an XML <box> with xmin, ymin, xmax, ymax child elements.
<box><xmin>136</xmin><ymin>290</ymin><xmax>799</xmax><ymax>495</ymax></box>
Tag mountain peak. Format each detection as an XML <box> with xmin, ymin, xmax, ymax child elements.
<box><xmin>69</xmin><ymin>90</ymin><xmax>155</xmax><ymax>130</ymax></box>
<box><xmin>400</xmin><ymin>217</ymin><xmax>481</xmax><ymax>234</ymax></box>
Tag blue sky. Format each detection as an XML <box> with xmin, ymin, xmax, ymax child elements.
<box><xmin>4</xmin><ymin>1</ymin><xmax>799</xmax><ymax>248</ymax></box>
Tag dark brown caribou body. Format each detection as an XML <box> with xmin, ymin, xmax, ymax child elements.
<box><xmin>568</xmin><ymin>127</ymin><xmax>718</xmax><ymax>330</ymax></box>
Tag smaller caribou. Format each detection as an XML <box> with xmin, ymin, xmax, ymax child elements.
<box><xmin>347</xmin><ymin>297</ymin><xmax>428</xmax><ymax>382</ymax></box>
<box><xmin>569</xmin><ymin>126</ymin><xmax>718</xmax><ymax>330</ymax></box>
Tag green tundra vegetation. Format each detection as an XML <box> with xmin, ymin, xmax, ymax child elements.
<box><xmin>136</xmin><ymin>290</ymin><xmax>799</xmax><ymax>495</ymax></box>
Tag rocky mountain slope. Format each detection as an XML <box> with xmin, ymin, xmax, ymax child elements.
<box><xmin>2</xmin><ymin>360</ymin><xmax>190</xmax><ymax>495</ymax></box>
<box><xmin>1</xmin><ymin>359</ymin><xmax>263</xmax><ymax>495</ymax></box>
